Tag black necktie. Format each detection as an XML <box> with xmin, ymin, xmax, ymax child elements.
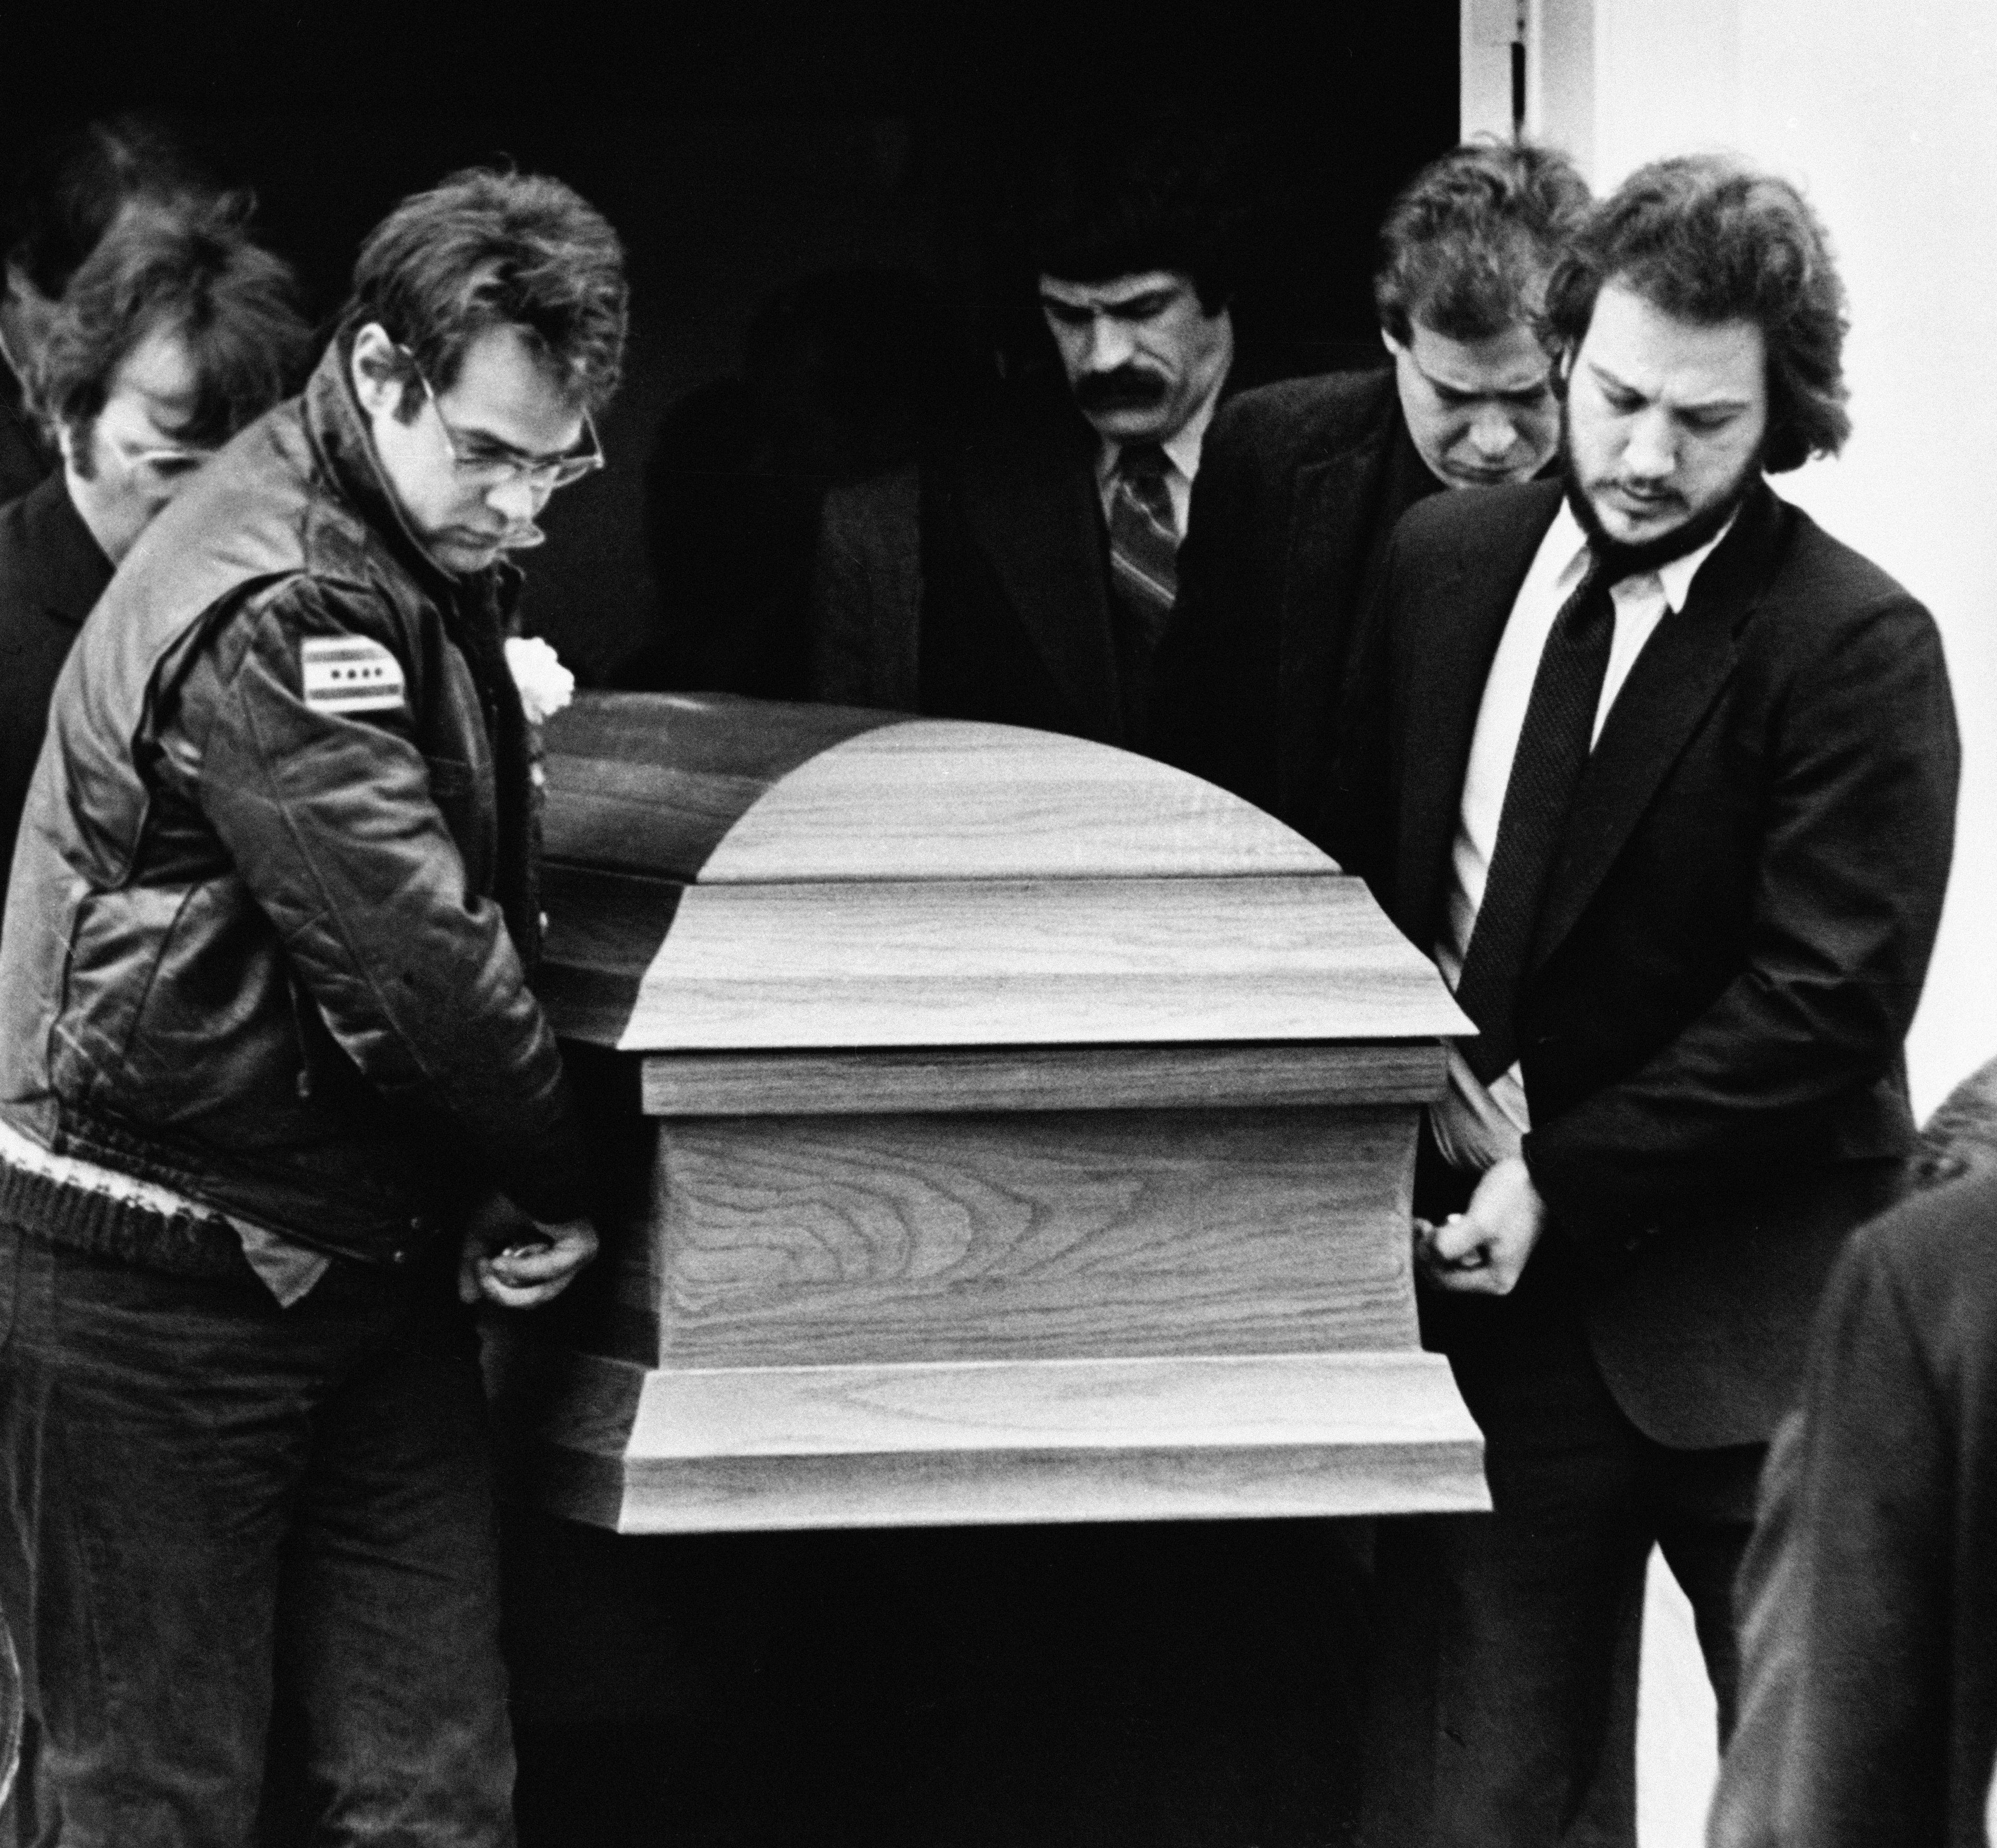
<box><xmin>1453</xmin><ymin>561</ymin><xmax>1617</xmax><ymax>1083</ymax></box>
<box><xmin>1106</xmin><ymin>441</ymin><xmax>1178</xmax><ymax>651</ymax></box>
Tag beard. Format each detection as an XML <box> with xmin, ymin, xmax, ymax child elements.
<box><xmin>1561</xmin><ymin>423</ymin><xmax>1761</xmax><ymax>579</ymax></box>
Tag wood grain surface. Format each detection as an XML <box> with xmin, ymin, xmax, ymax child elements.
<box><xmin>540</xmin><ymin>691</ymin><xmax>898</xmax><ymax>880</ymax></box>
<box><xmin>535</xmin><ymin>694</ymin><xmax>1466</xmax><ymax>1061</ymax></box>
<box><xmin>536</xmin><ymin>865</ymin><xmax>684</xmax><ymax>1047</ymax></box>
<box><xmin>698</xmin><ymin>719</ymin><xmax>1334</xmax><ymax>883</ymax></box>
<box><xmin>641</xmin><ymin>1039</ymin><xmax>1448</xmax><ymax>1116</ymax></box>
<box><xmin>618</xmin><ymin>875</ymin><xmax>1470</xmax><ymax>1052</ymax></box>
<box><xmin>631</xmin><ymin>1105</ymin><xmax>1419</xmax><ymax>1369</ymax></box>
<box><xmin>520</xmin><ymin>1348</ymin><xmax>1489</xmax><ymax>1531</ymax></box>
<box><xmin>520</xmin><ymin>693</ymin><xmax>1489</xmax><ymax>1537</ymax></box>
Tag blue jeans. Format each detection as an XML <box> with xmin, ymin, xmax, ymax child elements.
<box><xmin>0</xmin><ymin>1218</ymin><xmax>515</xmax><ymax>1847</ymax></box>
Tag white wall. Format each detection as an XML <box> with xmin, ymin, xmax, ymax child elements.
<box><xmin>1468</xmin><ymin>0</ymin><xmax>1997</xmax><ymax>1118</ymax></box>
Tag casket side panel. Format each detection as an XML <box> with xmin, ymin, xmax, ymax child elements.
<box><xmin>644</xmin><ymin>1103</ymin><xmax>1420</xmax><ymax>1368</ymax></box>
<box><xmin>521</xmin><ymin>693</ymin><xmax>1488</xmax><ymax>1532</ymax></box>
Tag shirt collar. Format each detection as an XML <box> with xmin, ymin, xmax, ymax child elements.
<box><xmin>1548</xmin><ymin>499</ymin><xmax>1739</xmax><ymax>614</ymax></box>
<box><xmin>1655</xmin><ymin>515</ymin><xmax>1736</xmax><ymax>611</ymax></box>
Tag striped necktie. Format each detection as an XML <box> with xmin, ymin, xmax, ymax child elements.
<box><xmin>1106</xmin><ymin>440</ymin><xmax>1178</xmax><ymax>649</ymax></box>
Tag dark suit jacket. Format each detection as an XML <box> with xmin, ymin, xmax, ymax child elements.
<box><xmin>811</xmin><ymin>463</ymin><xmax>923</xmax><ymax>712</ymax></box>
<box><xmin>911</xmin><ymin>380</ymin><xmax>1131</xmax><ymax>745</ymax></box>
<box><xmin>0</xmin><ymin>472</ymin><xmax>112</xmax><ymax>931</ymax></box>
<box><xmin>810</xmin><ymin>380</ymin><xmax>1125</xmax><ymax>741</ymax></box>
<box><xmin>1149</xmin><ymin>366</ymin><xmax>1440</xmax><ymax>848</ymax></box>
<box><xmin>0</xmin><ymin>365</ymin><xmax>51</xmax><ymax>507</ymax></box>
<box><xmin>1338</xmin><ymin>477</ymin><xmax>1959</xmax><ymax>1447</ymax></box>
<box><xmin>1712</xmin><ymin>1167</ymin><xmax>1997</xmax><ymax>1848</ymax></box>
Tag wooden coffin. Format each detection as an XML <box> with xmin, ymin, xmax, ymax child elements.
<box><xmin>510</xmin><ymin>692</ymin><xmax>1486</xmax><ymax>1532</ymax></box>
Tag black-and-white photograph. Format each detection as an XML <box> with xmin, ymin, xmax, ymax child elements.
<box><xmin>0</xmin><ymin>2</ymin><xmax>1990</xmax><ymax>1843</ymax></box>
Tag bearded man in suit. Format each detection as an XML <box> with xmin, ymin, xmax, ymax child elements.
<box><xmin>1338</xmin><ymin>154</ymin><xmax>1959</xmax><ymax>1847</ymax></box>
<box><xmin>1149</xmin><ymin>139</ymin><xmax>1588</xmax><ymax>848</ymax></box>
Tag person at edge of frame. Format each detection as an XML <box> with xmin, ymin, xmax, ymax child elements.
<box><xmin>1708</xmin><ymin>1043</ymin><xmax>1997</xmax><ymax>1848</ymax></box>
<box><xmin>0</xmin><ymin>165</ymin><xmax>627</xmax><ymax>1846</ymax></box>
<box><xmin>0</xmin><ymin>193</ymin><xmax>309</xmax><ymax>936</ymax></box>
<box><xmin>0</xmin><ymin>115</ymin><xmax>216</xmax><ymax>504</ymax></box>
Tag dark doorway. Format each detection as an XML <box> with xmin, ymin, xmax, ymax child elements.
<box><xmin>5</xmin><ymin>3</ymin><xmax>1456</xmax><ymax>683</ymax></box>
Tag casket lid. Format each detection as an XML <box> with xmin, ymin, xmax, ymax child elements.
<box><xmin>538</xmin><ymin>694</ymin><xmax>1468</xmax><ymax>1053</ymax></box>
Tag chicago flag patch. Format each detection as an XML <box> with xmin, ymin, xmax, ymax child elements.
<box><xmin>300</xmin><ymin>636</ymin><xmax>406</xmax><ymax>714</ymax></box>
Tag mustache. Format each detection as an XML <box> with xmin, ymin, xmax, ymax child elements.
<box><xmin>1073</xmin><ymin>367</ymin><xmax>1168</xmax><ymax>412</ymax></box>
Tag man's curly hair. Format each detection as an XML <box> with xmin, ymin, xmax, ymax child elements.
<box><xmin>1028</xmin><ymin>123</ymin><xmax>1247</xmax><ymax>315</ymax></box>
<box><xmin>345</xmin><ymin>167</ymin><xmax>628</xmax><ymax>419</ymax></box>
<box><xmin>1373</xmin><ymin>140</ymin><xmax>1591</xmax><ymax>347</ymax></box>
<box><xmin>5</xmin><ymin>114</ymin><xmax>213</xmax><ymax>302</ymax></box>
<box><xmin>1542</xmin><ymin>155</ymin><xmax>1850</xmax><ymax>474</ymax></box>
<box><xmin>37</xmin><ymin>195</ymin><xmax>309</xmax><ymax>470</ymax></box>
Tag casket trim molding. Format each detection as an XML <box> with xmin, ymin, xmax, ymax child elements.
<box><xmin>519</xmin><ymin>1348</ymin><xmax>1490</xmax><ymax>1532</ymax></box>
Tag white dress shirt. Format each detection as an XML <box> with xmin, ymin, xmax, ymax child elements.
<box><xmin>1094</xmin><ymin>376</ymin><xmax>1224</xmax><ymax>537</ymax></box>
<box><xmin>1430</xmin><ymin>500</ymin><xmax>1735</xmax><ymax>1174</ymax></box>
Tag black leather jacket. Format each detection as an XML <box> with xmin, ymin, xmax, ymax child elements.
<box><xmin>0</xmin><ymin>338</ymin><xmax>591</xmax><ymax>1265</ymax></box>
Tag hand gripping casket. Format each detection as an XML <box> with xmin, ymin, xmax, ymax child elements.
<box><xmin>507</xmin><ymin>693</ymin><xmax>1485</xmax><ymax>1532</ymax></box>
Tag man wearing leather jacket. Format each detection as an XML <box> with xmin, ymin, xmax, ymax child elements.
<box><xmin>0</xmin><ymin>167</ymin><xmax>627</xmax><ymax>1844</ymax></box>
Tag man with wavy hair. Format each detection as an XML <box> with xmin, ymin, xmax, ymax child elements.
<box><xmin>1151</xmin><ymin>140</ymin><xmax>1589</xmax><ymax>850</ymax></box>
<box><xmin>0</xmin><ymin>168</ymin><xmax>627</xmax><ymax>1842</ymax></box>
<box><xmin>1339</xmin><ymin>154</ymin><xmax>1958</xmax><ymax>1846</ymax></box>
<box><xmin>0</xmin><ymin>194</ymin><xmax>308</xmax><ymax>928</ymax></box>
<box><xmin>0</xmin><ymin>115</ymin><xmax>215</xmax><ymax>502</ymax></box>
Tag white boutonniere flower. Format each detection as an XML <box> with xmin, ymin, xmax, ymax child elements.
<box><xmin>504</xmin><ymin>636</ymin><xmax>575</xmax><ymax>726</ymax></box>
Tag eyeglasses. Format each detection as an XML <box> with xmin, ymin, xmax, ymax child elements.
<box><xmin>113</xmin><ymin>438</ymin><xmax>214</xmax><ymax>483</ymax></box>
<box><xmin>411</xmin><ymin>362</ymin><xmax>604</xmax><ymax>493</ymax></box>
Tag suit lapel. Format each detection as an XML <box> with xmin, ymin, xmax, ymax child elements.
<box><xmin>1276</xmin><ymin>378</ymin><xmax>1401</xmax><ymax>692</ymax></box>
<box><xmin>1277</xmin><ymin>385</ymin><xmax>1442</xmax><ymax>831</ymax></box>
<box><xmin>20</xmin><ymin>472</ymin><xmax>112</xmax><ymax>630</ymax></box>
<box><xmin>1282</xmin><ymin>450</ymin><xmax>1374</xmax><ymax>662</ymax></box>
<box><xmin>957</xmin><ymin>410</ymin><xmax>1122</xmax><ymax>743</ymax></box>
<box><xmin>1276</xmin><ymin>444</ymin><xmax>1380</xmax><ymax>783</ymax></box>
<box><xmin>1529</xmin><ymin>482</ymin><xmax>1786</xmax><ymax>969</ymax></box>
<box><xmin>1359</xmin><ymin>400</ymin><xmax>1448</xmax><ymax>596</ymax></box>
<box><xmin>1397</xmin><ymin>483</ymin><xmax>1563</xmax><ymax>941</ymax></box>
